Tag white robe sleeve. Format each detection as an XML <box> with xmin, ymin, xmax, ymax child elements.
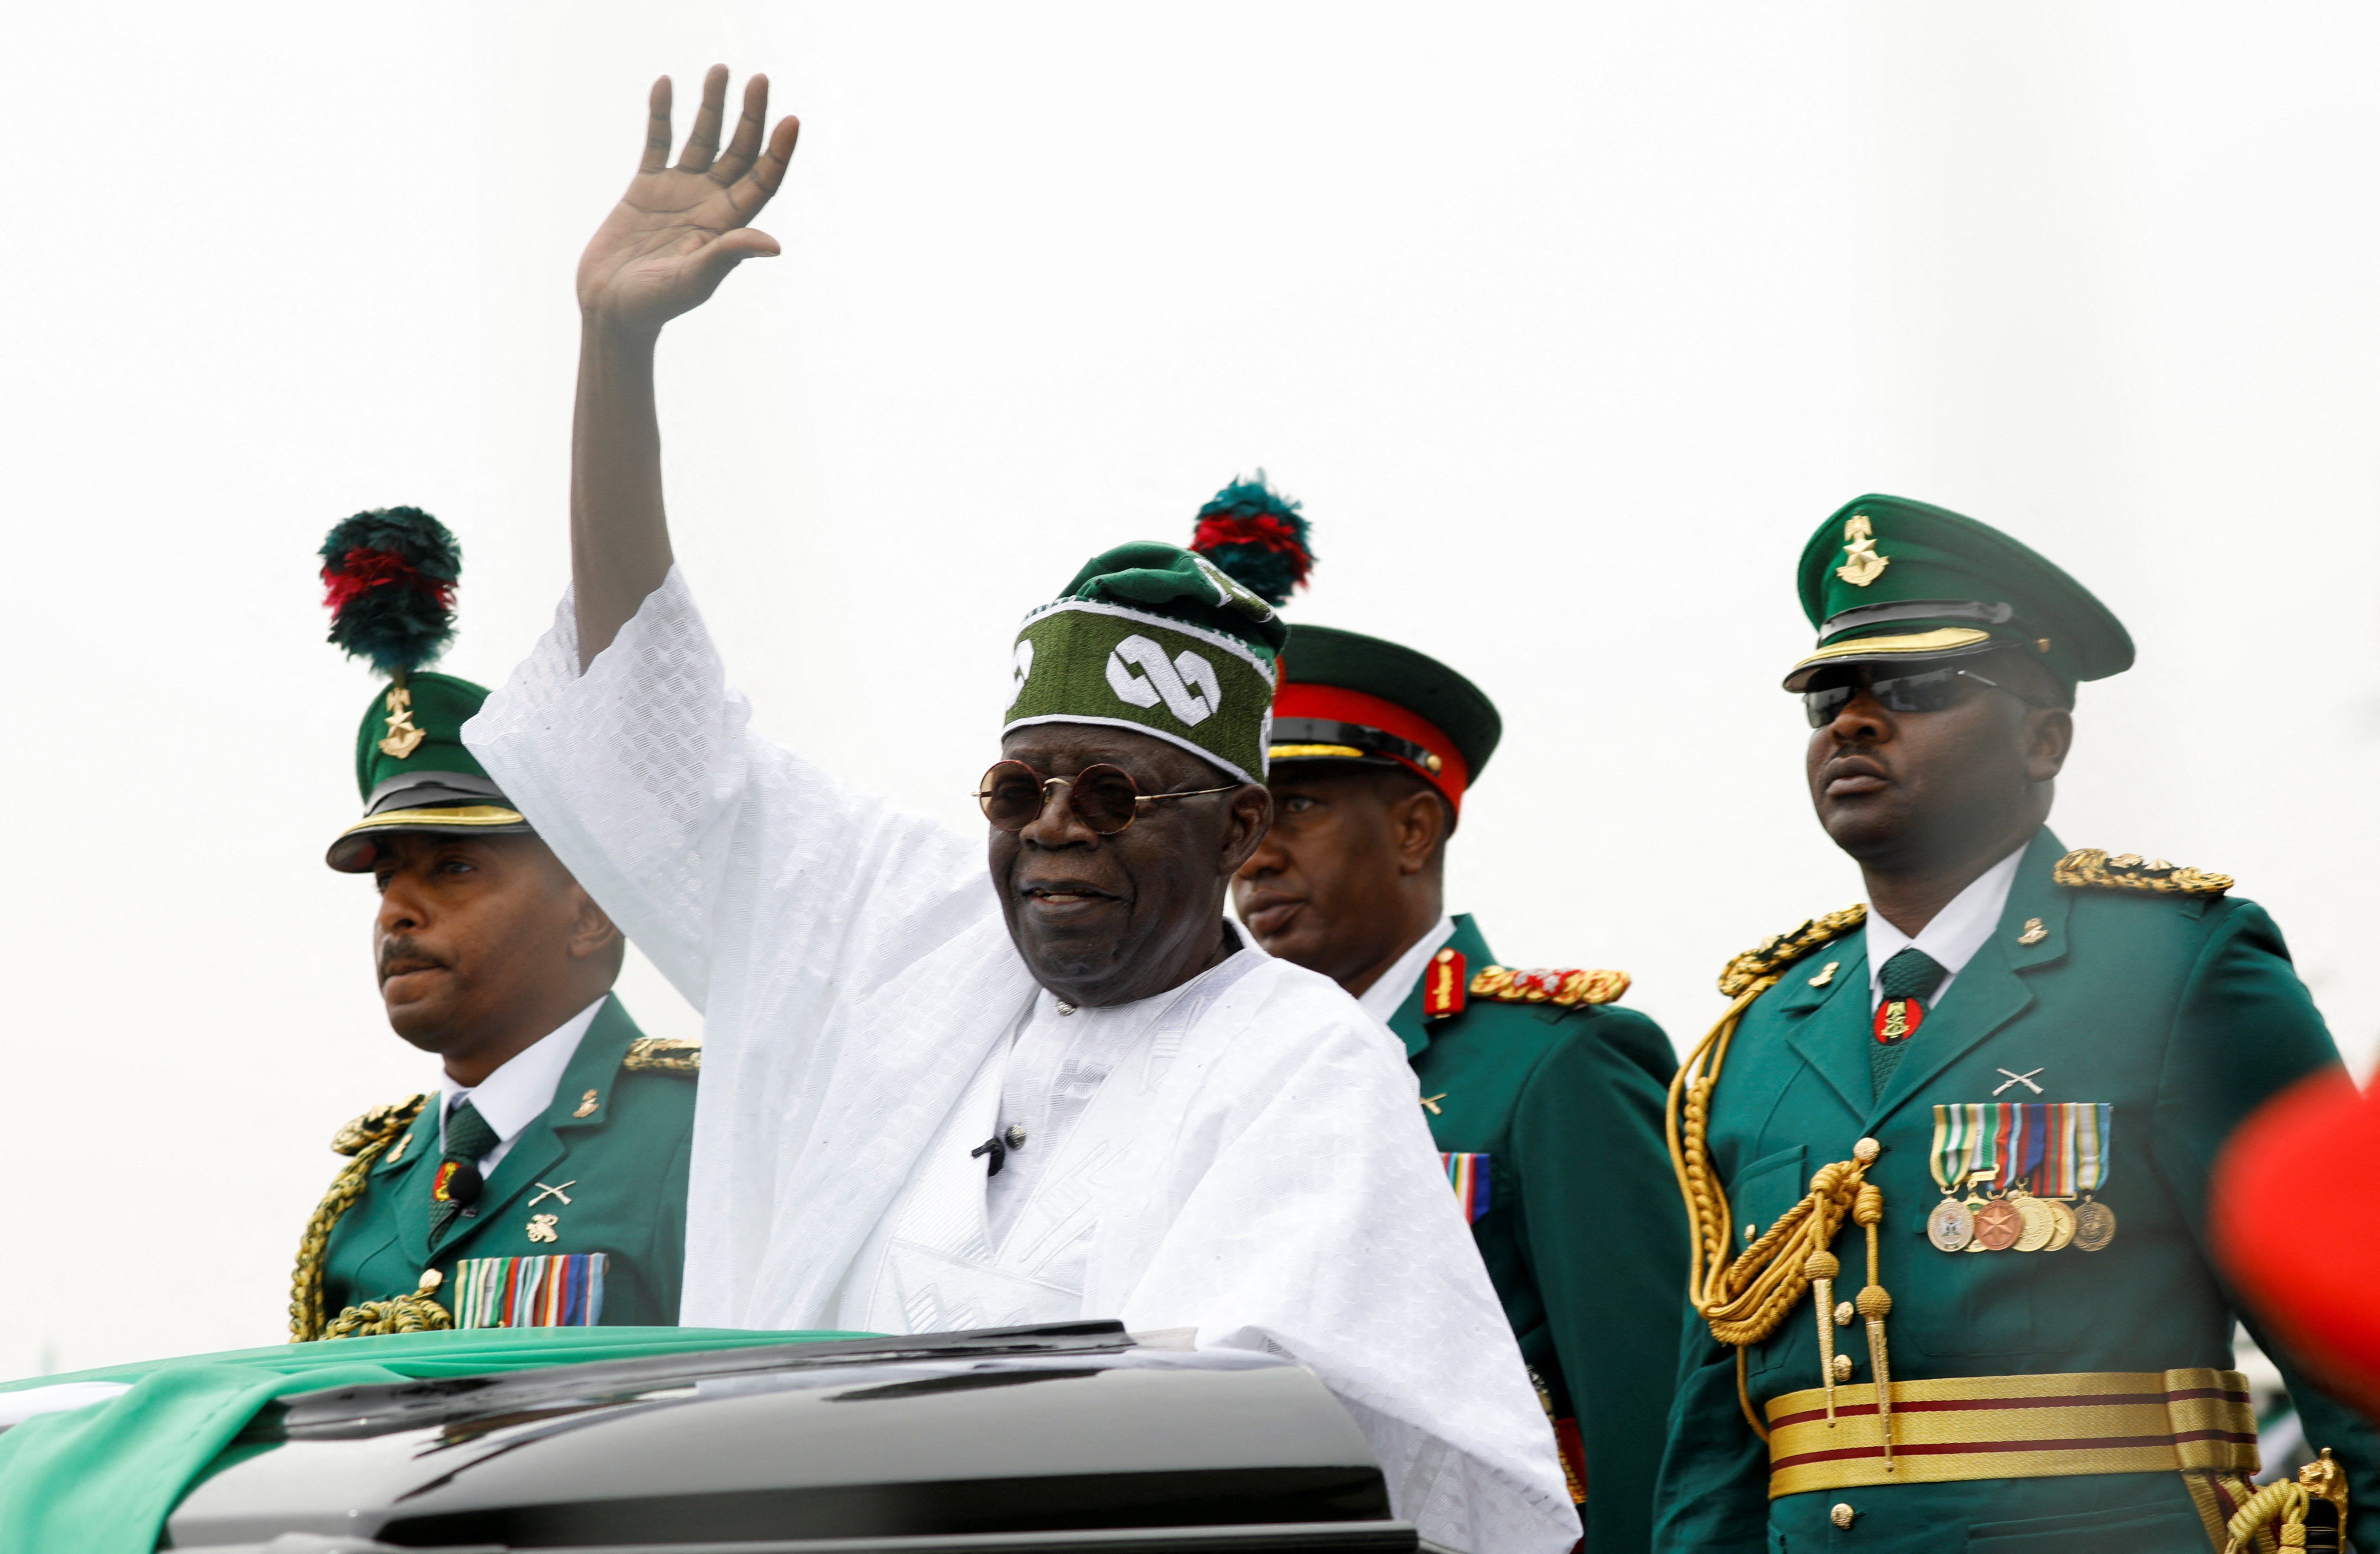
<box><xmin>464</xmin><ymin>569</ymin><xmax>1016</xmax><ymax>1325</ymax></box>
<box><xmin>1103</xmin><ymin>963</ymin><xmax>1580</xmax><ymax>1554</ymax></box>
<box><xmin>462</xmin><ymin>568</ymin><xmax>986</xmax><ymax>1011</ymax></box>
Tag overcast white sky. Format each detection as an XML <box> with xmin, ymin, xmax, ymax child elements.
<box><xmin>4</xmin><ymin>3</ymin><xmax>2376</xmax><ymax>1377</ymax></box>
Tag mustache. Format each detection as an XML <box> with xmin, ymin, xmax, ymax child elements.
<box><xmin>376</xmin><ymin>935</ymin><xmax>451</xmax><ymax>979</ymax></box>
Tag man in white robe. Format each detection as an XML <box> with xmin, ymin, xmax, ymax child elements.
<box><xmin>463</xmin><ymin>66</ymin><xmax>1577</xmax><ymax>1554</ymax></box>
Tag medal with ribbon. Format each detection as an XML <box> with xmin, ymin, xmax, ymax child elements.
<box><xmin>1927</xmin><ymin>1106</ymin><xmax>1983</xmax><ymax>1251</ymax></box>
<box><xmin>1929</xmin><ymin>1102</ymin><xmax>2114</xmax><ymax>1254</ymax></box>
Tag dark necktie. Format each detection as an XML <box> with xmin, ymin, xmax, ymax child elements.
<box><xmin>429</xmin><ymin>1099</ymin><xmax>500</xmax><ymax>1239</ymax></box>
<box><xmin>1871</xmin><ymin>947</ymin><xmax>1949</xmax><ymax>1099</ymax></box>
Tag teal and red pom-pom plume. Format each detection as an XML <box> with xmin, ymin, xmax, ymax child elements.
<box><xmin>1189</xmin><ymin>471</ymin><xmax>1315</xmax><ymax>608</ymax></box>
<box><xmin>319</xmin><ymin>506</ymin><xmax>461</xmax><ymax>678</ymax></box>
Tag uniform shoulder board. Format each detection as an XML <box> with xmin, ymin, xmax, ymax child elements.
<box><xmin>330</xmin><ymin>1094</ymin><xmax>428</xmax><ymax>1157</ymax></box>
<box><xmin>2054</xmin><ymin>848</ymin><xmax>2233</xmax><ymax>898</ymax></box>
<box><xmin>623</xmin><ymin>1036</ymin><xmax>703</xmax><ymax>1075</ymax></box>
<box><xmin>1468</xmin><ymin>965</ymin><xmax>1632</xmax><ymax>1007</ymax></box>
<box><xmin>1717</xmin><ymin>904</ymin><xmax>1869</xmax><ymax>997</ymax></box>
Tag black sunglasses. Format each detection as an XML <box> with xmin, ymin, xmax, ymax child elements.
<box><xmin>975</xmin><ymin>760</ymin><xmax>1236</xmax><ymax>835</ymax></box>
<box><xmin>1802</xmin><ymin>666</ymin><xmax>2046</xmax><ymax>729</ymax></box>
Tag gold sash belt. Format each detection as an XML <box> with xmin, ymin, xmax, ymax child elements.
<box><xmin>1765</xmin><ymin>1367</ymin><xmax>2259</xmax><ymax>1499</ymax></box>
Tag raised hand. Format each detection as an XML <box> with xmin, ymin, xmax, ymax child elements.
<box><xmin>577</xmin><ymin>66</ymin><xmax>800</xmax><ymax>335</ymax></box>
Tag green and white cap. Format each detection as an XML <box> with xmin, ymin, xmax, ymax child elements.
<box><xmin>1006</xmin><ymin>542</ymin><xmax>1287</xmax><ymax>785</ymax></box>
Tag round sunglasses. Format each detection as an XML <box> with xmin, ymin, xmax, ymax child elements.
<box><xmin>975</xmin><ymin>760</ymin><xmax>1237</xmax><ymax>835</ymax></box>
<box><xmin>1802</xmin><ymin>665</ymin><xmax>2049</xmax><ymax>728</ymax></box>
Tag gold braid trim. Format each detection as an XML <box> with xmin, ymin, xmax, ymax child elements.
<box><xmin>1669</xmin><ymin>905</ymin><xmax>1881</xmax><ymax>1441</ymax></box>
<box><xmin>321</xmin><ymin>1271</ymin><xmax>453</xmax><ymax>1340</ymax></box>
<box><xmin>288</xmin><ymin>1094</ymin><xmax>429</xmax><ymax>1343</ymax></box>
<box><xmin>2055</xmin><ymin>848</ymin><xmax>2233</xmax><ymax>897</ymax></box>
<box><xmin>623</xmin><ymin>1036</ymin><xmax>702</xmax><ymax>1074</ymax></box>
<box><xmin>1467</xmin><ymin>965</ymin><xmax>1631</xmax><ymax>1007</ymax></box>
<box><xmin>1717</xmin><ymin>905</ymin><xmax>1869</xmax><ymax>997</ymax></box>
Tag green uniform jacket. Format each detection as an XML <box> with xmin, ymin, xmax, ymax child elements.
<box><xmin>1389</xmin><ymin>914</ymin><xmax>1687</xmax><ymax>1554</ymax></box>
<box><xmin>322</xmin><ymin>996</ymin><xmax>696</xmax><ymax>1328</ymax></box>
<box><xmin>1651</xmin><ymin>829</ymin><xmax>2380</xmax><ymax>1552</ymax></box>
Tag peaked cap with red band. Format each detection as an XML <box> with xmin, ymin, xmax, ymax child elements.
<box><xmin>1270</xmin><ymin>624</ymin><xmax>1502</xmax><ymax>814</ymax></box>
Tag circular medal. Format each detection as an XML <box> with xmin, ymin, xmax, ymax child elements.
<box><xmin>2042</xmin><ymin>1198</ymin><xmax>2077</xmax><ymax>1252</ymax></box>
<box><xmin>1973</xmin><ymin>1198</ymin><xmax>2024</xmax><ymax>1251</ymax></box>
<box><xmin>2012</xmin><ymin>1194</ymin><xmax>2055</xmax><ymax>1252</ymax></box>
<box><xmin>2072</xmin><ymin>1197</ymin><xmax>2117</xmax><ymax>1252</ymax></box>
<box><xmin>1928</xmin><ymin>1196</ymin><xmax>1976</xmax><ymax>1252</ymax></box>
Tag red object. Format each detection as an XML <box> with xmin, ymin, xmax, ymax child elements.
<box><xmin>1272</xmin><ymin>682</ymin><xmax>1471</xmax><ymax>811</ymax></box>
<box><xmin>1190</xmin><ymin>513</ymin><xmax>1315</xmax><ymax>585</ymax></box>
<box><xmin>1873</xmin><ymin>997</ymin><xmax>1926</xmax><ymax>1044</ymax></box>
<box><xmin>1553</xmin><ymin>1415</ymin><xmax>1589</xmax><ymax>1506</ymax></box>
<box><xmin>1423</xmin><ymin>947</ymin><xmax>1467</xmax><ymax>1020</ymax></box>
<box><xmin>432</xmin><ymin>1160</ymin><xmax>462</xmax><ymax>1203</ymax></box>
<box><xmin>322</xmin><ymin>546</ymin><xmax>456</xmax><ymax>617</ymax></box>
<box><xmin>2213</xmin><ymin>1069</ymin><xmax>2380</xmax><ymax>1419</ymax></box>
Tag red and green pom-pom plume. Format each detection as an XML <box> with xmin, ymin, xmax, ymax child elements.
<box><xmin>1189</xmin><ymin>470</ymin><xmax>1315</xmax><ymax>608</ymax></box>
<box><xmin>319</xmin><ymin>506</ymin><xmax>461</xmax><ymax>678</ymax></box>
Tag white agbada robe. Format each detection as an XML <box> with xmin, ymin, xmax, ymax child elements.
<box><xmin>464</xmin><ymin>569</ymin><xmax>1576</xmax><ymax>1554</ymax></box>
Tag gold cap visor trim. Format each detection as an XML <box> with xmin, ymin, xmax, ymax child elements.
<box><xmin>339</xmin><ymin>804</ymin><xmax>528</xmax><ymax>835</ymax></box>
<box><xmin>1267</xmin><ymin>743</ymin><xmax>1373</xmax><ymax>763</ymax></box>
<box><xmin>1782</xmin><ymin>627</ymin><xmax>1993</xmax><ymax>687</ymax></box>
<box><xmin>325</xmin><ymin>805</ymin><xmax>531</xmax><ymax>873</ymax></box>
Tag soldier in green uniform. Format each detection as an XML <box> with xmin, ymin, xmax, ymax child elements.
<box><xmin>289</xmin><ymin>509</ymin><xmax>698</xmax><ymax>1340</ymax></box>
<box><xmin>1653</xmin><ymin>494</ymin><xmax>2380</xmax><ymax>1552</ymax></box>
<box><xmin>1231</xmin><ymin>620</ymin><xmax>1685</xmax><ymax>1554</ymax></box>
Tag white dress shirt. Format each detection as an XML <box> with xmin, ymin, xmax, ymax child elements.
<box><xmin>438</xmin><ymin>995</ymin><xmax>608</xmax><ymax>1171</ymax></box>
<box><xmin>1356</xmin><ymin>914</ymin><xmax>1458</xmax><ymax>1026</ymax></box>
<box><xmin>1863</xmin><ymin>846</ymin><xmax>2027</xmax><ymax>1010</ymax></box>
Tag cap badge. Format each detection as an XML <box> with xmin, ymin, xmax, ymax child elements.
<box><xmin>378</xmin><ymin>683</ymin><xmax>428</xmax><ymax>759</ymax></box>
<box><xmin>1836</xmin><ymin>514</ymin><xmax>1889</xmax><ymax>588</ymax></box>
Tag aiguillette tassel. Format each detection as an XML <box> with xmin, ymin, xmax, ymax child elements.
<box><xmin>1806</xmin><ymin>1248</ymin><xmax>1841</xmax><ymax>1424</ymax></box>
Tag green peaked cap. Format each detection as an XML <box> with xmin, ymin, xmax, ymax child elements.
<box><xmin>328</xmin><ymin>670</ymin><xmax>529</xmax><ymax>872</ymax></box>
<box><xmin>1785</xmin><ymin>493</ymin><xmax>2134</xmax><ymax>691</ymax></box>
<box><xmin>1272</xmin><ymin>625</ymin><xmax>1501</xmax><ymax>812</ymax></box>
<box><xmin>351</xmin><ymin>672</ymin><xmax>492</xmax><ymax>798</ymax></box>
<box><xmin>1007</xmin><ymin>542</ymin><xmax>1284</xmax><ymax>784</ymax></box>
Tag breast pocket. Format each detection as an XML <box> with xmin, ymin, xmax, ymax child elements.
<box><xmin>1726</xmin><ymin>1145</ymin><xmax>1807</xmax><ymax>1381</ymax></box>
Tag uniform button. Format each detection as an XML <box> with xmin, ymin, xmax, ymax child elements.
<box><xmin>1830</xmin><ymin>1353</ymin><xmax>1854</xmax><ymax>1382</ymax></box>
<box><xmin>1830</xmin><ymin>1503</ymin><xmax>1855</xmax><ymax>1529</ymax></box>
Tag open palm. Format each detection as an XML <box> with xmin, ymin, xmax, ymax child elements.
<box><xmin>578</xmin><ymin>67</ymin><xmax>801</xmax><ymax>332</ymax></box>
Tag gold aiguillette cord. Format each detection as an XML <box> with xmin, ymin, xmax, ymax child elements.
<box><xmin>1665</xmin><ymin>908</ymin><xmax>1897</xmax><ymax>1452</ymax></box>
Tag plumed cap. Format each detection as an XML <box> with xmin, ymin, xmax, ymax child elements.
<box><xmin>327</xmin><ymin>671</ymin><xmax>529</xmax><ymax>872</ymax></box>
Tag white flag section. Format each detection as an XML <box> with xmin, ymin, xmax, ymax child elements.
<box><xmin>466</xmin><ymin>567</ymin><xmax>1578</xmax><ymax>1554</ymax></box>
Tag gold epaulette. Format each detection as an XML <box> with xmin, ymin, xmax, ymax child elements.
<box><xmin>2055</xmin><ymin>849</ymin><xmax>2232</xmax><ymax>898</ymax></box>
<box><xmin>623</xmin><ymin>1036</ymin><xmax>702</xmax><ymax>1075</ymax></box>
<box><xmin>1468</xmin><ymin>965</ymin><xmax>1632</xmax><ymax>1007</ymax></box>
<box><xmin>1716</xmin><ymin>905</ymin><xmax>1869</xmax><ymax>997</ymax></box>
<box><xmin>329</xmin><ymin>1094</ymin><xmax>428</xmax><ymax>1157</ymax></box>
